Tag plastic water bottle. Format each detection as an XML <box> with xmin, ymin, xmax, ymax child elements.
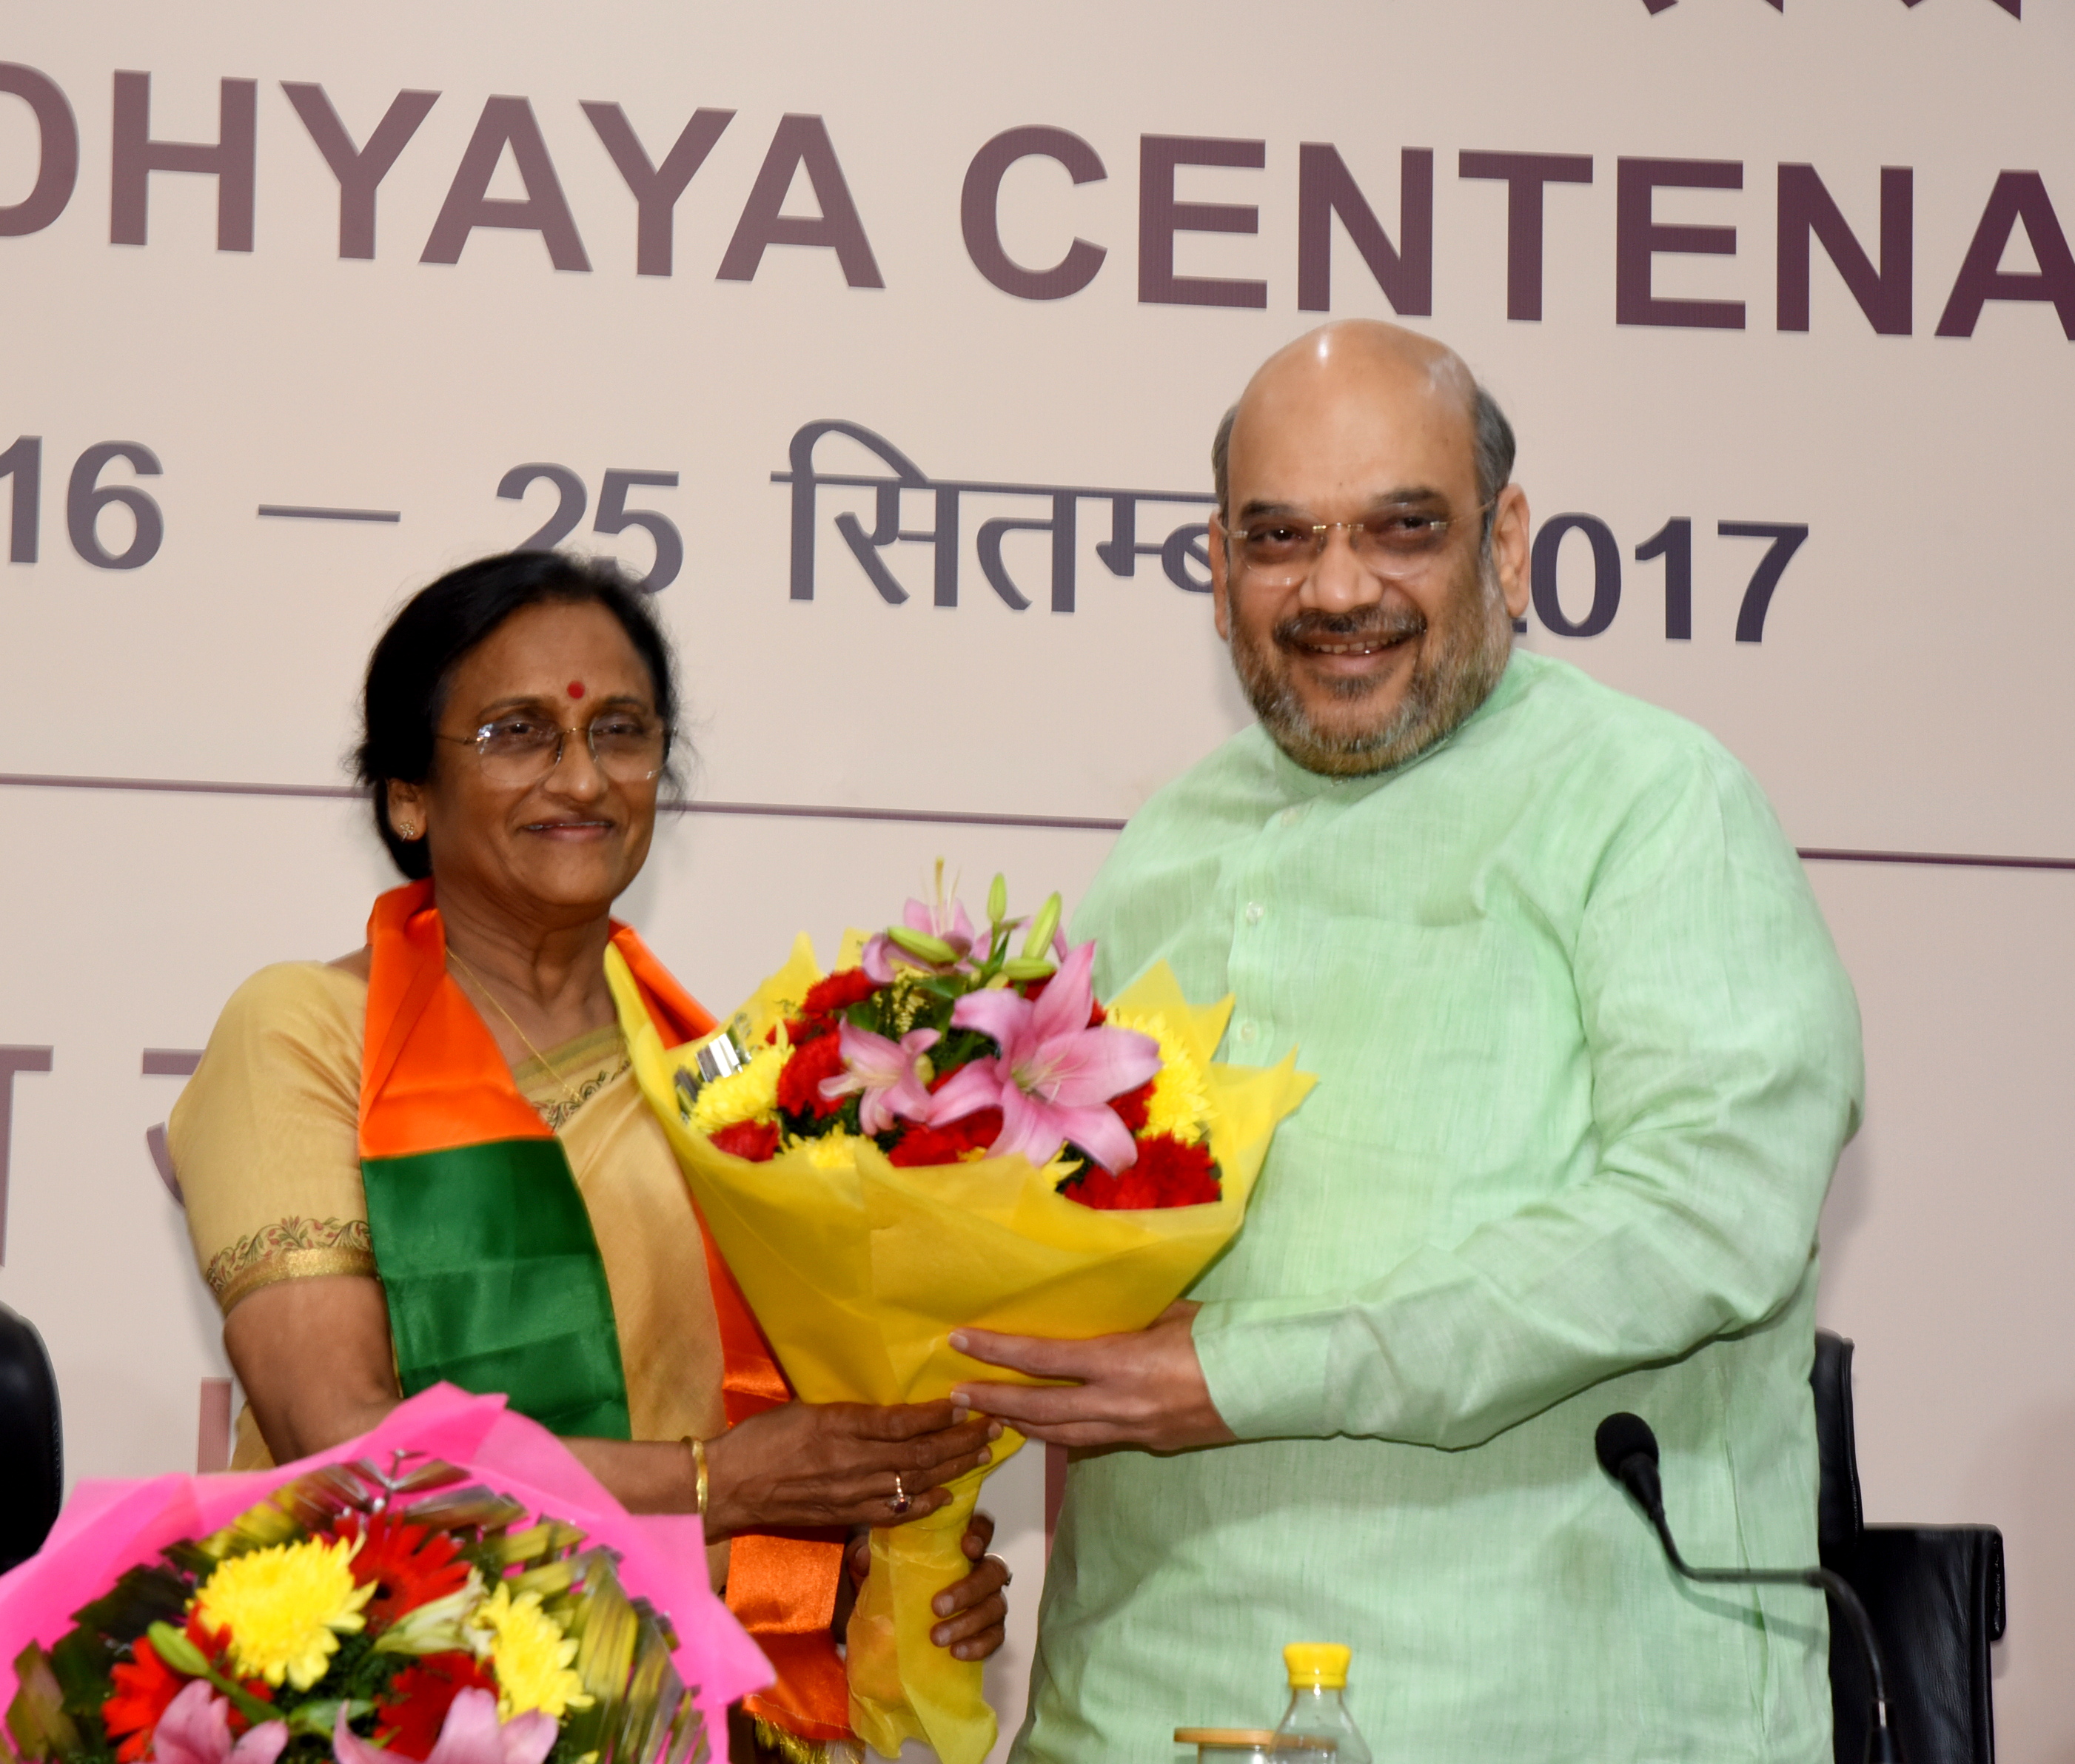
<box><xmin>1270</xmin><ymin>1643</ymin><xmax>1372</xmax><ymax>1762</ymax></box>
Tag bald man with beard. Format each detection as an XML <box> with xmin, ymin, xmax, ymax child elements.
<box><xmin>955</xmin><ymin>322</ymin><xmax>1863</xmax><ymax>1762</ymax></box>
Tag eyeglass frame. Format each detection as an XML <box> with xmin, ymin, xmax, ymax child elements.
<box><xmin>1219</xmin><ymin>497</ymin><xmax>1500</xmax><ymax>587</ymax></box>
<box><xmin>431</xmin><ymin>705</ymin><xmax>671</xmax><ymax>786</ymax></box>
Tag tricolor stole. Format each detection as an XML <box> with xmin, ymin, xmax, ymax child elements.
<box><xmin>357</xmin><ymin>881</ymin><xmax>852</xmax><ymax>1745</ymax></box>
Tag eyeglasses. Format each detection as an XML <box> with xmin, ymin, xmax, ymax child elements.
<box><xmin>437</xmin><ymin>708</ymin><xmax>668</xmax><ymax>788</ymax></box>
<box><xmin>1224</xmin><ymin>503</ymin><xmax>1492</xmax><ymax>589</ymax></box>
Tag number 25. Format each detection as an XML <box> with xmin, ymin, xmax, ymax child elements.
<box><xmin>496</xmin><ymin>463</ymin><xmax>683</xmax><ymax>594</ymax></box>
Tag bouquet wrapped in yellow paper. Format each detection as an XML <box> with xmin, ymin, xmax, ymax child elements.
<box><xmin>605</xmin><ymin>874</ymin><xmax>1313</xmax><ymax>1764</ymax></box>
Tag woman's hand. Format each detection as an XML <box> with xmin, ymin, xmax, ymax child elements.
<box><xmin>845</xmin><ymin>1511</ymin><xmax>1012</xmax><ymax>1662</ymax></box>
<box><xmin>703</xmin><ymin>1400</ymin><xmax>999</xmax><ymax>1537</ymax></box>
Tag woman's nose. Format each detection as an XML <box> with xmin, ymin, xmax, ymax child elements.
<box><xmin>549</xmin><ymin>728</ymin><xmax>610</xmax><ymax>796</ymax></box>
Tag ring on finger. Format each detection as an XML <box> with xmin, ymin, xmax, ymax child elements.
<box><xmin>890</xmin><ymin>1472</ymin><xmax>911</xmax><ymax>1516</ymax></box>
<box><xmin>985</xmin><ymin>1552</ymin><xmax>1012</xmax><ymax>1586</ymax></box>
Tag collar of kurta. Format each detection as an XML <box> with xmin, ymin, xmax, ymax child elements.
<box><xmin>357</xmin><ymin>879</ymin><xmax>854</xmax><ymax>1745</ymax></box>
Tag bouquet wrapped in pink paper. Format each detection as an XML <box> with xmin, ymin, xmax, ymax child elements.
<box><xmin>0</xmin><ymin>1386</ymin><xmax>768</xmax><ymax>1764</ymax></box>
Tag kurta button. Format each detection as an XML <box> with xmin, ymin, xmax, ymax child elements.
<box><xmin>1280</xmin><ymin>805</ymin><xmax>1304</xmax><ymax>828</ymax></box>
<box><xmin>1244</xmin><ymin>901</ymin><xmax>1264</xmax><ymax>925</ymax></box>
<box><xmin>1238</xmin><ymin>1020</ymin><xmax>1258</xmax><ymax>1043</ymax></box>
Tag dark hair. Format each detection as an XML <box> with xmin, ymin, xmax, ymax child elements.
<box><xmin>355</xmin><ymin>551</ymin><xmax>680</xmax><ymax>879</ymax></box>
<box><xmin>1211</xmin><ymin>380</ymin><xmax>1518</xmax><ymax>544</ymax></box>
<box><xmin>1469</xmin><ymin>383</ymin><xmax>1516</xmax><ymax>543</ymax></box>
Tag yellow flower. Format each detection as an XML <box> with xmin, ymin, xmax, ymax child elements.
<box><xmin>692</xmin><ymin>1039</ymin><xmax>785</xmax><ymax>1133</ymax></box>
<box><xmin>190</xmin><ymin>1535</ymin><xmax>374</xmax><ymax>1690</ymax></box>
<box><xmin>1105</xmin><ymin>1010</ymin><xmax>1209</xmax><ymax>1144</ymax></box>
<box><xmin>883</xmin><ymin>971</ymin><xmax>934</xmax><ymax>1035</ymax></box>
<box><xmin>467</xmin><ymin>1583</ymin><xmax>593</xmax><ymax>1721</ymax></box>
<box><xmin>785</xmin><ymin>1127</ymin><xmax>862</xmax><ymax>1171</ymax></box>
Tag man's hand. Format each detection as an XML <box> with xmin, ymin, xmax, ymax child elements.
<box><xmin>843</xmin><ymin>1511</ymin><xmax>1011</xmax><ymax>1661</ymax></box>
<box><xmin>948</xmin><ymin>1302</ymin><xmax>1236</xmax><ymax>1451</ymax></box>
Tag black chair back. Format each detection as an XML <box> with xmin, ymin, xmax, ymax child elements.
<box><xmin>1813</xmin><ymin>1329</ymin><xmax>2005</xmax><ymax>1764</ymax></box>
<box><xmin>0</xmin><ymin>1301</ymin><xmax>63</xmax><ymax>1573</ymax></box>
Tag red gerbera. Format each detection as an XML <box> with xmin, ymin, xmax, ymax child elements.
<box><xmin>335</xmin><ymin>1512</ymin><xmax>471</xmax><ymax>1630</ymax></box>
<box><xmin>887</xmin><ymin>1107</ymin><xmax>1005</xmax><ymax>1167</ymax></box>
<box><xmin>1064</xmin><ymin>1134</ymin><xmax>1219</xmax><ymax>1210</ymax></box>
<box><xmin>105</xmin><ymin>1618</ymin><xmax>269</xmax><ymax>1763</ymax></box>
<box><xmin>711</xmin><ymin>1119</ymin><xmax>780</xmax><ymax>1161</ymax></box>
<box><xmin>374</xmin><ymin>1651</ymin><xmax>497</xmax><ymax>1761</ymax></box>
<box><xmin>104</xmin><ymin>1634</ymin><xmax>187</xmax><ymax>1763</ymax></box>
<box><xmin>775</xmin><ymin>1030</ymin><xmax>847</xmax><ymax>1118</ymax></box>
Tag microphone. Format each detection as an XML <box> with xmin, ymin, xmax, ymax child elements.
<box><xmin>1595</xmin><ymin>1412</ymin><xmax>1901</xmax><ymax>1764</ymax></box>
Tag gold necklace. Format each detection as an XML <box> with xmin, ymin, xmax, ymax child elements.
<box><xmin>445</xmin><ymin>946</ymin><xmax>591</xmax><ymax>1109</ymax></box>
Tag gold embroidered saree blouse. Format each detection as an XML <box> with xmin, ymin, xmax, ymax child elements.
<box><xmin>170</xmin><ymin>962</ymin><xmax>728</xmax><ymax>1469</ymax></box>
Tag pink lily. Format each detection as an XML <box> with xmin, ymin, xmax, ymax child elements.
<box><xmin>820</xmin><ymin>1022</ymin><xmax>941</xmax><ymax>1136</ymax></box>
<box><xmin>932</xmin><ymin>941</ymin><xmax>1160</xmax><ymax>1173</ymax></box>
<box><xmin>150</xmin><ymin>1682</ymin><xmax>288</xmax><ymax>1764</ymax></box>
<box><xmin>333</xmin><ymin>1689</ymin><xmax>556</xmax><ymax>1764</ymax></box>
<box><xmin>862</xmin><ymin>893</ymin><xmax>980</xmax><ymax>983</ymax></box>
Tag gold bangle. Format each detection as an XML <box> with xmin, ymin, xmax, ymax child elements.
<box><xmin>682</xmin><ymin>1435</ymin><xmax>709</xmax><ymax>1517</ymax></box>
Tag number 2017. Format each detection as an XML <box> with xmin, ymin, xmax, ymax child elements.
<box><xmin>1528</xmin><ymin>514</ymin><xmax>1808</xmax><ymax>643</ymax></box>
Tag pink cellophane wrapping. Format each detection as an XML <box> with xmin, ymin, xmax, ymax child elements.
<box><xmin>0</xmin><ymin>1384</ymin><xmax>771</xmax><ymax>1735</ymax></box>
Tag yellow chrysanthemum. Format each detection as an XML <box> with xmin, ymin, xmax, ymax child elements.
<box><xmin>1106</xmin><ymin>1010</ymin><xmax>1209</xmax><ymax>1144</ymax></box>
<box><xmin>692</xmin><ymin>1039</ymin><xmax>785</xmax><ymax>1133</ymax></box>
<box><xmin>190</xmin><ymin>1535</ymin><xmax>374</xmax><ymax>1690</ymax></box>
<box><xmin>467</xmin><ymin>1583</ymin><xmax>593</xmax><ymax>1721</ymax></box>
<box><xmin>785</xmin><ymin>1126</ymin><xmax>862</xmax><ymax>1171</ymax></box>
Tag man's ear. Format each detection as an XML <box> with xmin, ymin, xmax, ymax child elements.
<box><xmin>1210</xmin><ymin>513</ymin><xmax>1234</xmax><ymax>641</ymax></box>
<box><xmin>1491</xmin><ymin>485</ymin><xmax>1531</xmax><ymax>621</ymax></box>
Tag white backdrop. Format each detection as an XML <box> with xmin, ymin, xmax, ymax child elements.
<box><xmin>1</xmin><ymin>3</ymin><xmax>2071</xmax><ymax>1757</ymax></box>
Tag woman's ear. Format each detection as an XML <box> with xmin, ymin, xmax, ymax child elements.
<box><xmin>387</xmin><ymin>779</ymin><xmax>429</xmax><ymax>842</ymax></box>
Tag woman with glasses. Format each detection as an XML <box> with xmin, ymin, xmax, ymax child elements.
<box><xmin>168</xmin><ymin>551</ymin><xmax>1010</xmax><ymax>1761</ymax></box>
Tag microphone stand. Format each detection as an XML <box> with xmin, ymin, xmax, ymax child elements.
<box><xmin>1597</xmin><ymin>1412</ymin><xmax>1902</xmax><ymax>1764</ymax></box>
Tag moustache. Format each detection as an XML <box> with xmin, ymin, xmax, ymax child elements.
<box><xmin>1272</xmin><ymin>605</ymin><xmax>1429</xmax><ymax>648</ymax></box>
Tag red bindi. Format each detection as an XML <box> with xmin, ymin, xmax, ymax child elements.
<box><xmin>566</xmin><ymin>681</ymin><xmax>586</xmax><ymax>700</ymax></box>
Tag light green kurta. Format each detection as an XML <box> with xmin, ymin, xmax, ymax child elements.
<box><xmin>1015</xmin><ymin>651</ymin><xmax>1863</xmax><ymax>1763</ymax></box>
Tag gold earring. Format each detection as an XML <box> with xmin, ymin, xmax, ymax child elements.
<box><xmin>399</xmin><ymin>822</ymin><xmax>419</xmax><ymax>839</ymax></box>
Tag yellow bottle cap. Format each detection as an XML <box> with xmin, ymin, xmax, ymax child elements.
<box><xmin>1283</xmin><ymin>1643</ymin><xmax>1352</xmax><ymax>1689</ymax></box>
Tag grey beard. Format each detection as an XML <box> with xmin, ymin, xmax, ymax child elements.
<box><xmin>1230</xmin><ymin>560</ymin><xmax>1515</xmax><ymax>777</ymax></box>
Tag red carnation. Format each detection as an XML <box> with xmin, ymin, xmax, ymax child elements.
<box><xmin>800</xmin><ymin>968</ymin><xmax>882</xmax><ymax>1019</ymax></box>
<box><xmin>1063</xmin><ymin>1135</ymin><xmax>1219</xmax><ymax>1210</ymax></box>
<box><xmin>888</xmin><ymin>1108</ymin><xmax>1004</xmax><ymax>1167</ymax></box>
<box><xmin>1065</xmin><ymin>1164</ymin><xmax>1158</xmax><ymax>1210</ymax></box>
<box><xmin>780</xmin><ymin>969</ymin><xmax>882</xmax><ymax>1049</ymax></box>
<box><xmin>375</xmin><ymin>1652</ymin><xmax>497</xmax><ymax>1761</ymax></box>
<box><xmin>1110</xmin><ymin>1079</ymin><xmax>1154</xmax><ymax>1136</ymax></box>
<box><xmin>776</xmin><ymin>1030</ymin><xmax>848</xmax><ymax>1118</ymax></box>
<box><xmin>711</xmin><ymin>1119</ymin><xmax>780</xmax><ymax>1161</ymax></box>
